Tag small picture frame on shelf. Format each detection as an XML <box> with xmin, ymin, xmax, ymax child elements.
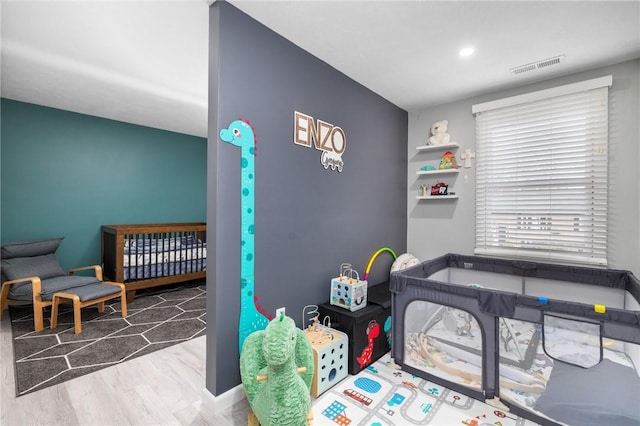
<box><xmin>431</xmin><ymin>182</ymin><xmax>449</xmax><ymax>196</ymax></box>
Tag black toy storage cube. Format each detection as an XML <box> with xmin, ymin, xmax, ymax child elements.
<box><xmin>318</xmin><ymin>283</ymin><xmax>392</xmax><ymax>374</ymax></box>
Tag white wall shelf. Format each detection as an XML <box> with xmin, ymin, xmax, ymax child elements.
<box><xmin>416</xmin><ymin>168</ymin><xmax>460</xmax><ymax>176</ymax></box>
<box><xmin>416</xmin><ymin>195</ymin><xmax>459</xmax><ymax>200</ymax></box>
<box><xmin>415</xmin><ymin>142</ymin><xmax>460</xmax><ymax>201</ymax></box>
<box><xmin>416</xmin><ymin>142</ymin><xmax>458</xmax><ymax>152</ymax></box>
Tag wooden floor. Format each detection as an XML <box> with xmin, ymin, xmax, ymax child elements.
<box><xmin>0</xmin><ymin>312</ymin><xmax>250</xmax><ymax>425</ymax></box>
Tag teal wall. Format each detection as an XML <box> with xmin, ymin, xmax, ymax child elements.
<box><xmin>1</xmin><ymin>98</ymin><xmax>207</xmax><ymax>270</ymax></box>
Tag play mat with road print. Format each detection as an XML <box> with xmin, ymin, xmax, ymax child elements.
<box><xmin>311</xmin><ymin>352</ymin><xmax>539</xmax><ymax>426</ymax></box>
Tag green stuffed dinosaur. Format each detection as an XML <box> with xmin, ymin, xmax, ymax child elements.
<box><xmin>240</xmin><ymin>313</ymin><xmax>314</xmax><ymax>426</ymax></box>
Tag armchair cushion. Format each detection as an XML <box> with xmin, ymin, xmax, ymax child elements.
<box><xmin>2</xmin><ymin>254</ymin><xmax>66</xmax><ymax>281</ymax></box>
<box><xmin>8</xmin><ymin>275</ymin><xmax>101</xmax><ymax>301</ymax></box>
<box><xmin>1</xmin><ymin>237</ymin><xmax>64</xmax><ymax>259</ymax></box>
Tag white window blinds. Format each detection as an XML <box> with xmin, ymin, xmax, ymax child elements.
<box><xmin>473</xmin><ymin>77</ymin><xmax>611</xmax><ymax>266</ymax></box>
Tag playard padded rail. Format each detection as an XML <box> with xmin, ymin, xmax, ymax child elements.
<box><xmin>392</xmin><ymin>253</ymin><xmax>640</xmax><ymax>327</ymax></box>
<box><xmin>390</xmin><ymin>253</ymin><xmax>640</xmax><ymax>426</ymax></box>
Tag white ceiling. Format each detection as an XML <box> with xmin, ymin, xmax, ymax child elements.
<box><xmin>2</xmin><ymin>1</ymin><xmax>639</xmax><ymax>138</ymax></box>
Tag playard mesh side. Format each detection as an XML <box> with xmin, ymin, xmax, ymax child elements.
<box><xmin>391</xmin><ymin>253</ymin><xmax>640</xmax><ymax>426</ymax></box>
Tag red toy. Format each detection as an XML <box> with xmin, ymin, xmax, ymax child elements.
<box><xmin>431</xmin><ymin>182</ymin><xmax>449</xmax><ymax>196</ymax></box>
<box><xmin>356</xmin><ymin>320</ymin><xmax>381</xmax><ymax>369</ymax></box>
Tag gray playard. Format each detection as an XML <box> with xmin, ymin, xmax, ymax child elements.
<box><xmin>390</xmin><ymin>253</ymin><xmax>640</xmax><ymax>426</ymax></box>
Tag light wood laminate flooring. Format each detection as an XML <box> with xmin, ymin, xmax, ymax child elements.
<box><xmin>0</xmin><ymin>312</ymin><xmax>250</xmax><ymax>425</ymax></box>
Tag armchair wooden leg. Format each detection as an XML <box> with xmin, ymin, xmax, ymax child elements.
<box><xmin>51</xmin><ymin>296</ymin><xmax>60</xmax><ymax>329</ymax></box>
<box><xmin>72</xmin><ymin>297</ymin><xmax>82</xmax><ymax>334</ymax></box>
<box><xmin>33</xmin><ymin>299</ymin><xmax>45</xmax><ymax>332</ymax></box>
<box><xmin>97</xmin><ymin>301</ymin><xmax>105</xmax><ymax>313</ymax></box>
<box><xmin>118</xmin><ymin>284</ymin><xmax>127</xmax><ymax>317</ymax></box>
<box><xmin>0</xmin><ymin>283</ymin><xmax>10</xmax><ymax>316</ymax></box>
<box><xmin>120</xmin><ymin>296</ymin><xmax>128</xmax><ymax>317</ymax></box>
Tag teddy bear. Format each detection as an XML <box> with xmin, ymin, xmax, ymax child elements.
<box><xmin>428</xmin><ymin>120</ymin><xmax>451</xmax><ymax>145</ymax></box>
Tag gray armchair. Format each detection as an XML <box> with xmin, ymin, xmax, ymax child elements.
<box><xmin>0</xmin><ymin>238</ymin><xmax>110</xmax><ymax>332</ymax></box>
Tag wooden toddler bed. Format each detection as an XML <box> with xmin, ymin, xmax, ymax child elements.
<box><xmin>101</xmin><ymin>222</ymin><xmax>206</xmax><ymax>297</ymax></box>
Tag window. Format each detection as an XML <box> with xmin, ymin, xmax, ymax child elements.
<box><xmin>473</xmin><ymin>76</ymin><xmax>611</xmax><ymax>266</ymax></box>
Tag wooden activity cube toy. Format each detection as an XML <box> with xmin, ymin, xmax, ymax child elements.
<box><xmin>330</xmin><ymin>276</ymin><xmax>368</xmax><ymax>312</ymax></box>
<box><xmin>303</xmin><ymin>325</ymin><xmax>349</xmax><ymax>397</ymax></box>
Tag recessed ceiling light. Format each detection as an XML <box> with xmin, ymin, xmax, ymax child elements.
<box><xmin>459</xmin><ymin>47</ymin><xmax>475</xmax><ymax>57</ymax></box>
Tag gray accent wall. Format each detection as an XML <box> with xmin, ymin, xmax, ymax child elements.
<box><xmin>407</xmin><ymin>59</ymin><xmax>640</xmax><ymax>277</ymax></box>
<box><xmin>207</xmin><ymin>2</ymin><xmax>408</xmax><ymax>395</ymax></box>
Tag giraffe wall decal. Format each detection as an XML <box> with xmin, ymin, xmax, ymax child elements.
<box><xmin>219</xmin><ymin>118</ymin><xmax>270</xmax><ymax>352</ymax></box>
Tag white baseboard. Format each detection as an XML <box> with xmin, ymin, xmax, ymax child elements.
<box><xmin>202</xmin><ymin>384</ymin><xmax>246</xmax><ymax>413</ymax></box>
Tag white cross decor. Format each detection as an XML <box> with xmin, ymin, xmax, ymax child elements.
<box><xmin>460</xmin><ymin>149</ymin><xmax>476</xmax><ymax>168</ymax></box>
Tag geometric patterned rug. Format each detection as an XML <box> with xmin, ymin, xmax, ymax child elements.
<box><xmin>8</xmin><ymin>281</ymin><xmax>206</xmax><ymax>396</ymax></box>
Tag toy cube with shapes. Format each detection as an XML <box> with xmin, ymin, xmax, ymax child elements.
<box><xmin>303</xmin><ymin>308</ymin><xmax>349</xmax><ymax>397</ymax></box>
<box><xmin>330</xmin><ymin>263</ymin><xmax>368</xmax><ymax>312</ymax></box>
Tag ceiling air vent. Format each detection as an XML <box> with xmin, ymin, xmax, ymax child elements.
<box><xmin>510</xmin><ymin>55</ymin><xmax>565</xmax><ymax>75</ymax></box>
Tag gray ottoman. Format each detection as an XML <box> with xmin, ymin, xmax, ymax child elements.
<box><xmin>50</xmin><ymin>282</ymin><xmax>127</xmax><ymax>334</ymax></box>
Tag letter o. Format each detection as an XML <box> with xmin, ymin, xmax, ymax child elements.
<box><xmin>331</xmin><ymin>127</ymin><xmax>346</xmax><ymax>154</ymax></box>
